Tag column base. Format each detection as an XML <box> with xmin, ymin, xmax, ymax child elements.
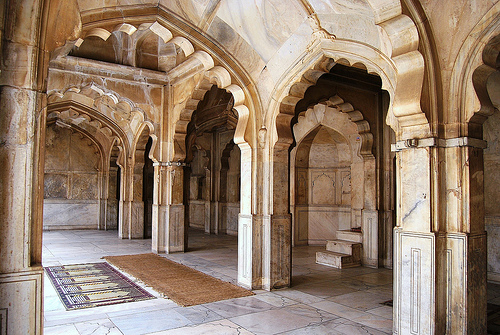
<box><xmin>394</xmin><ymin>229</ymin><xmax>487</xmax><ymax>334</ymax></box>
<box><xmin>268</xmin><ymin>214</ymin><xmax>291</xmax><ymax>290</ymax></box>
<box><xmin>0</xmin><ymin>268</ymin><xmax>43</xmax><ymax>335</ymax></box>
<box><xmin>151</xmin><ymin>204</ymin><xmax>185</xmax><ymax>253</ymax></box>
<box><xmin>394</xmin><ymin>228</ymin><xmax>436</xmax><ymax>334</ymax></box>
<box><xmin>237</xmin><ymin>213</ymin><xmax>258</xmax><ymax>289</ymax></box>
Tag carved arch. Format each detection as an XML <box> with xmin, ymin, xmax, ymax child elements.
<box><xmin>47</xmin><ymin>83</ymin><xmax>152</xmax><ymax>154</ymax></box>
<box><xmin>173</xmin><ymin>64</ymin><xmax>251</xmax><ymax>161</ymax></box>
<box><xmin>294</xmin><ymin>95</ymin><xmax>374</xmax><ymax>159</ymax></box>
<box><xmin>273</xmin><ymin>3</ymin><xmax>427</xmax><ymax>142</ymax></box>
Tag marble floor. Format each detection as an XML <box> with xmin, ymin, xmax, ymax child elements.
<box><xmin>51</xmin><ymin>229</ymin><xmax>500</xmax><ymax>335</ymax></box>
<box><xmin>42</xmin><ymin>229</ymin><xmax>500</xmax><ymax>334</ymax></box>
<box><xmin>43</xmin><ymin>229</ymin><xmax>394</xmax><ymax>334</ymax></box>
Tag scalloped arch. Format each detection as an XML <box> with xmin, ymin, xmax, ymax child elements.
<box><xmin>47</xmin><ymin>83</ymin><xmax>151</xmax><ymax>154</ymax></box>
<box><xmin>172</xmin><ymin>64</ymin><xmax>251</xmax><ymax>161</ymax></box>
<box><xmin>294</xmin><ymin>96</ymin><xmax>374</xmax><ymax>158</ymax></box>
<box><xmin>276</xmin><ymin>36</ymin><xmax>427</xmax><ymax>144</ymax></box>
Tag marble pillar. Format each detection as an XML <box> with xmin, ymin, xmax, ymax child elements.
<box><xmin>237</xmin><ymin>145</ymin><xmax>261</xmax><ymax>289</ymax></box>
<box><xmin>393</xmin><ymin>143</ymin><xmax>435</xmax><ymax>334</ymax></box>
<box><xmin>152</xmin><ymin>163</ymin><xmax>185</xmax><ymax>253</ymax></box>
<box><xmin>393</xmin><ymin>139</ymin><xmax>487</xmax><ymax>334</ymax></box>
<box><xmin>0</xmin><ymin>1</ymin><xmax>45</xmax><ymax>333</ymax></box>
<box><xmin>131</xmin><ymin>156</ymin><xmax>145</xmax><ymax>239</ymax></box>
<box><xmin>266</xmin><ymin>142</ymin><xmax>292</xmax><ymax>290</ymax></box>
<box><xmin>118</xmin><ymin>165</ymin><xmax>132</xmax><ymax>239</ymax></box>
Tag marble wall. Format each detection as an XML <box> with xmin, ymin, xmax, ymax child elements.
<box><xmin>43</xmin><ymin>124</ymin><xmax>102</xmax><ymax>230</ymax></box>
<box><xmin>294</xmin><ymin>125</ymin><xmax>353</xmax><ymax>245</ymax></box>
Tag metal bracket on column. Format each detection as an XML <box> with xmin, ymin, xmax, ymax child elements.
<box><xmin>391</xmin><ymin>137</ymin><xmax>487</xmax><ymax>152</ymax></box>
<box><xmin>391</xmin><ymin>137</ymin><xmax>437</xmax><ymax>152</ymax></box>
<box><xmin>153</xmin><ymin>161</ymin><xmax>190</xmax><ymax>167</ymax></box>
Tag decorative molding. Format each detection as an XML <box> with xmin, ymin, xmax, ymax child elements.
<box><xmin>153</xmin><ymin>161</ymin><xmax>190</xmax><ymax>167</ymax></box>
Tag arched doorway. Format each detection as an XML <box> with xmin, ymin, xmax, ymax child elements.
<box><xmin>43</xmin><ymin>122</ymin><xmax>104</xmax><ymax>230</ymax></box>
<box><xmin>291</xmin><ymin>105</ymin><xmax>366</xmax><ymax>267</ymax></box>
<box><xmin>184</xmin><ymin>85</ymin><xmax>240</xmax><ymax>246</ymax></box>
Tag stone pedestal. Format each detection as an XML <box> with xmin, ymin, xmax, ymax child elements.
<box><xmin>394</xmin><ymin>229</ymin><xmax>436</xmax><ymax>334</ymax></box>
<box><xmin>0</xmin><ymin>269</ymin><xmax>43</xmax><ymax>335</ymax></box>
<box><xmin>436</xmin><ymin>232</ymin><xmax>487</xmax><ymax>334</ymax></box>
<box><xmin>238</xmin><ymin>213</ymin><xmax>258</xmax><ymax>289</ymax></box>
<box><xmin>130</xmin><ymin>201</ymin><xmax>144</xmax><ymax>239</ymax></box>
<box><xmin>362</xmin><ymin>209</ymin><xmax>379</xmax><ymax>268</ymax></box>
<box><xmin>394</xmin><ymin>140</ymin><xmax>487</xmax><ymax>334</ymax></box>
<box><xmin>266</xmin><ymin>214</ymin><xmax>291</xmax><ymax>290</ymax></box>
<box><xmin>151</xmin><ymin>164</ymin><xmax>185</xmax><ymax>253</ymax></box>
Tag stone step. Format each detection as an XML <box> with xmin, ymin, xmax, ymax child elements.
<box><xmin>316</xmin><ymin>250</ymin><xmax>361</xmax><ymax>269</ymax></box>
<box><xmin>326</xmin><ymin>240</ymin><xmax>362</xmax><ymax>259</ymax></box>
<box><xmin>337</xmin><ymin>230</ymin><xmax>363</xmax><ymax>243</ymax></box>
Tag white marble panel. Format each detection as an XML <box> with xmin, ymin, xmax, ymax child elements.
<box><xmin>226</xmin><ymin>203</ymin><xmax>239</xmax><ymax>235</ymax></box>
<box><xmin>487</xmin><ymin>219</ymin><xmax>500</xmax><ymax>280</ymax></box>
<box><xmin>394</xmin><ymin>229</ymin><xmax>435</xmax><ymax>335</ymax></box>
<box><xmin>0</xmin><ymin>270</ymin><xmax>43</xmax><ymax>335</ymax></box>
<box><xmin>362</xmin><ymin>209</ymin><xmax>379</xmax><ymax>268</ymax></box>
<box><xmin>43</xmin><ymin>201</ymin><xmax>99</xmax><ymax>230</ymax></box>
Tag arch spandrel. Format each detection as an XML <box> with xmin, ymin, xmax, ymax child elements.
<box><xmin>448</xmin><ymin>2</ymin><xmax>500</xmax><ymax>136</ymax></box>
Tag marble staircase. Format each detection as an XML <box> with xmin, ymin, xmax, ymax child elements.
<box><xmin>316</xmin><ymin>230</ymin><xmax>362</xmax><ymax>269</ymax></box>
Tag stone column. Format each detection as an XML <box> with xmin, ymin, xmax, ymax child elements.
<box><xmin>267</xmin><ymin>141</ymin><xmax>291</xmax><ymax>290</ymax></box>
<box><xmin>393</xmin><ymin>138</ymin><xmax>487</xmax><ymax>334</ymax></box>
<box><xmin>219</xmin><ymin>163</ymin><xmax>229</xmax><ymax>234</ymax></box>
<box><xmin>0</xmin><ymin>1</ymin><xmax>44</xmax><ymax>333</ymax></box>
<box><xmin>210</xmin><ymin>132</ymin><xmax>221</xmax><ymax>234</ymax></box>
<box><xmin>106</xmin><ymin>166</ymin><xmax>119</xmax><ymax>229</ymax></box>
<box><xmin>393</xmin><ymin>140</ymin><xmax>436</xmax><ymax>334</ymax></box>
<box><xmin>118</xmin><ymin>164</ymin><xmax>132</xmax><ymax>239</ymax></box>
<box><xmin>204</xmin><ymin>167</ymin><xmax>211</xmax><ymax>234</ymax></box>
<box><xmin>237</xmin><ymin>144</ymin><xmax>260</xmax><ymax>289</ymax></box>
<box><xmin>130</xmin><ymin>154</ymin><xmax>145</xmax><ymax>239</ymax></box>
<box><xmin>362</xmin><ymin>156</ymin><xmax>378</xmax><ymax>268</ymax></box>
<box><xmin>152</xmin><ymin>163</ymin><xmax>185</xmax><ymax>253</ymax></box>
<box><xmin>435</xmin><ymin>139</ymin><xmax>487</xmax><ymax>334</ymax></box>
<box><xmin>98</xmin><ymin>169</ymin><xmax>107</xmax><ymax>230</ymax></box>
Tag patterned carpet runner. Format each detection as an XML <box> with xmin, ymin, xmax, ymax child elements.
<box><xmin>45</xmin><ymin>262</ymin><xmax>155</xmax><ymax>310</ymax></box>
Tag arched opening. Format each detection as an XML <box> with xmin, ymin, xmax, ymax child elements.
<box><xmin>284</xmin><ymin>62</ymin><xmax>393</xmax><ymax>276</ymax></box>
<box><xmin>293</xmin><ymin>119</ymin><xmax>357</xmax><ymax>248</ymax></box>
<box><xmin>43</xmin><ymin>121</ymin><xmax>104</xmax><ymax>230</ymax></box>
<box><xmin>184</xmin><ymin>85</ymin><xmax>240</xmax><ymax>248</ymax></box>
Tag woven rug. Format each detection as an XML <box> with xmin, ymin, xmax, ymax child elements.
<box><xmin>103</xmin><ymin>253</ymin><xmax>254</xmax><ymax>307</ymax></box>
<box><xmin>45</xmin><ymin>262</ymin><xmax>156</xmax><ymax>310</ymax></box>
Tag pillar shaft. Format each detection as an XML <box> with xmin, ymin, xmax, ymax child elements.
<box><xmin>152</xmin><ymin>164</ymin><xmax>185</xmax><ymax>253</ymax></box>
<box><xmin>0</xmin><ymin>1</ymin><xmax>45</xmax><ymax>333</ymax></box>
<box><xmin>394</xmin><ymin>140</ymin><xmax>487</xmax><ymax>334</ymax></box>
